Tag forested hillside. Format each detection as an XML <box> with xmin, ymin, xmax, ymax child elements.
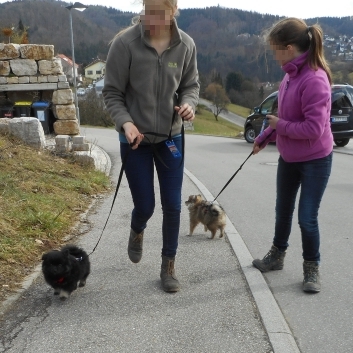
<box><xmin>1</xmin><ymin>0</ymin><xmax>353</xmax><ymax>103</ymax></box>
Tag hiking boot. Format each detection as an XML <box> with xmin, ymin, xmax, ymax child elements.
<box><xmin>160</xmin><ymin>255</ymin><xmax>180</xmax><ymax>292</ymax></box>
<box><xmin>127</xmin><ymin>229</ymin><xmax>144</xmax><ymax>263</ymax></box>
<box><xmin>252</xmin><ymin>245</ymin><xmax>286</xmax><ymax>272</ymax></box>
<box><xmin>303</xmin><ymin>261</ymin><xmax>321</xmax><ymax>293</ymax></box>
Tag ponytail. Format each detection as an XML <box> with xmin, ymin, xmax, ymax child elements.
<box><xmin>267</xmin><ymin>18</ymin><xmax>332</xmax><ymax>84</ymax></box>
<box><xmin>307</xmin><ymin>25</ymin><xmax>332</xmax><ymax>84</ymax></box>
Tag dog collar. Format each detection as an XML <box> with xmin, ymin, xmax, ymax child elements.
<box><xmin>56</xmin><ymin>277</ymin><xmax>65</xmax><ymax>284</ymax></box>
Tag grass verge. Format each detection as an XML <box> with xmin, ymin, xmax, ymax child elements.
<box><xmin>190</xmin><ymin>105</ymin><xmax>243</xmax><ymax>137</ymax></box>
<box><xmin>227</xmin><ymin>103</ymin><xmax>252</xmax><ymax>118</ymax></box>
<box><xmin>0</xmin><ymin>134</ymin><xmax>110</xmax><ymax>303</ymax></box>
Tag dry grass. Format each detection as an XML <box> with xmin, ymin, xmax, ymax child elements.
<box><xmin>0</xmin><ymin>134</ymin><xmax>110</xmax><ymax>302</ymax></box>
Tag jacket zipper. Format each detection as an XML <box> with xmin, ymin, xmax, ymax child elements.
<box><xmin>155</xmin><ymin>53</ymin><xmax>163</xmax><ymax>142</ymax></box>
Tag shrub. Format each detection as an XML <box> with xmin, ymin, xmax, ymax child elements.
<box><xmin>78</xmin><ymin>90</ymin><xmax>114</xmax><ymax>127</ymax></box>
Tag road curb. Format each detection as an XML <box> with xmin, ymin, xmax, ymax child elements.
<box><xmin>184</xmin><ymin>167</ymin><xmax>301</xmax><ymax>353</ymax></box>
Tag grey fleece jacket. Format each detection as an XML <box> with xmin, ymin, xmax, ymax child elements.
<box><xmin>102</xmin><ymin>18</ymin><xmax>200</xmax><ymax>143</ymax></box>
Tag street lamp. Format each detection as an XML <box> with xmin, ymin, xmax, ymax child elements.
<box><xmin>66</xmin><ymin>2</ymin><xmax>88</xmax><ymax>126</ymax></box>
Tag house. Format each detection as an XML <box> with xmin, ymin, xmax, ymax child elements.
<box><xmin>94</xmin><ymin>77</ymin><xmax>104</xmax><ymax>97</ymax></box>
<box><xmin>57</xmin><ymin>53</ymin><xmax>80</xmax><ymax>84</ymax></box>
<box><xmin>84</xmin><ymin>59</ymin><xmax>106</xmax><ymax>81</ymax></box>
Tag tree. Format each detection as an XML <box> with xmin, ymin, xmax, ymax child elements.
<box><xmin>225</xmin><ymin>72</ymin><xmax>244</xmax><ymax>93</ymax></box>
<box><xmin>210</xmin><ymin>69</ymin><xmax>223</xmax><ymax>86</ymax></box>
<box><xmin>1</xmin><ymin>27</ymin><xmax>13</xmax><ymax>43</ymax></box>
<box><xmin>1</xmin><ymin>21</ymin><xmax>29</xmax><ymax>44</ymax></box>
<box><xmin>204</xmin><ymin>83</ymin><xmax>230</xmax><ymax>121</ymax></box>
<box><xmin>18</xmin><ymin>19</ymin><xmax>24</xmax><ymax>32</ymax></box>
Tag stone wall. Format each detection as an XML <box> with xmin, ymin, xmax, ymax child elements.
<box><xmin>0</xmin><ymin>43</ymin><xmax>79</xmax><ymax>135</ymax></box>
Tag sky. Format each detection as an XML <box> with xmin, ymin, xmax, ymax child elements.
<box><xmin>66</xmin><ymin>0</ymin><xmax>353</xmax><ymax>19</ymax></box>
<box><xmin>0</xmin><ymin>0</ymin><xmax>352</xmax><ymax>18</ymax></box>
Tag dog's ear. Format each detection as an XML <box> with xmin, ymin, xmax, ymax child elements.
<box><xmin>63</xmin><ymin>249</ymin><xmax>70</xmax><ymax>257</ymax></box>
<box><xmin>42</xmin><ymin>253</ymin><xmax>48</xmax><ymax>261</ymax></box>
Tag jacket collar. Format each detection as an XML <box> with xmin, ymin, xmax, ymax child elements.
<box><xmin>282</xmin><ymin>51</ymin><xmax>309</xmax><ymax>78</ymax></box>
<box><xmin>140</xmin><ymin>18</ymin><xmax>182</xmax><ymax>48</ymax></box>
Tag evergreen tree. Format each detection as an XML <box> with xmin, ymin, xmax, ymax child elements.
<box><xmin>225</xmin><ymin>72</ymin><xmax>244</xmax><ymax>93</ymax></box>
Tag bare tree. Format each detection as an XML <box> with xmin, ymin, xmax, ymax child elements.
<box><xmin>205</xmin><ymin>83</ymin><xmax>230</xmax><ymax>121</ymax></box>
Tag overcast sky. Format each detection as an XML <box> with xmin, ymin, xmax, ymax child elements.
<box><xmin>70</xmin><ymin>0</ymin><xmax>353</xmax><ymax>19</ymax></box>
<box><xmin>0</xmin><ymin>0</ymin><xmax>352</xmax><ymax>19</ymax></box>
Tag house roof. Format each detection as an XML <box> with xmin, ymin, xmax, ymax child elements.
<box><xmin>84</xmin><ymin>58</ymin><xmax>106</xmax><ymax>70</ymax></box>
<box><xmin>57</xmin><ymin>53</ymin><xmax>79</xmax><ymax>68</ymax></box>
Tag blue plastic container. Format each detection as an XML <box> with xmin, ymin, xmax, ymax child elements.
<box><xmin>32</xmin><ymin>101</ymin><xmax>51</xmax><ymax>134</ymax></box>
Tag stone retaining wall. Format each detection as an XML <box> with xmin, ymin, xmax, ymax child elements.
<box><xmin>0</xmin><ymin>43</ymin><xmax>79</xmax><ymax>135</ymax></box>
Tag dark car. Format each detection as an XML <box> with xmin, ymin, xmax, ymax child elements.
<box><xmin>244</xmin><ymin>84</ymin><xmax>353</xmax><ymax>147</ymax></box>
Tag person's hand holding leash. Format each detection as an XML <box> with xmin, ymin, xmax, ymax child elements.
<box><xmin>175</xmin><ymin>103</ymin><xmax>195</xmax><ymax>121</ymax></box>
<box><xmin>252</xmin><ymin>141</ymin><xmax>263</xmax><ymax>155</ymax></box>
<box><xmin>266</xmin><ymin>114</ymin><xmax>279</xmax><ymax>129</ymax></box>
<box><xmin>253</xmin><ymin>113</ymin><xmax>279</xmax><ymax>154</ymax></box>
<box><xmin>122</xmin><ymin>122</ymin><xmax>144</xmax><ymax>150</ymax></box>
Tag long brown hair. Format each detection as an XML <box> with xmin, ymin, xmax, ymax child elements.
<box><xmin>267</xmin><ymin>17</ymin><xmax>332</xmax><ymax>84</ymax></box>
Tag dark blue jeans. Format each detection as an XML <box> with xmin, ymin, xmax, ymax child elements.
<box><xmin>120</xmin><ymin>136</ymin><xmax>184</xmax><ymax>258</ymax></box>
<box><xmin>273</xmin><ymin>153</ymin><xmax>332</xmax><ymax>262</ymax></box>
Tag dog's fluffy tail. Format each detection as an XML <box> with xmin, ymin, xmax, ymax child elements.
<box><xmin>61</xmin><ymin>244</ymin><xmax>87</xmax><ymax>257</ymax></box>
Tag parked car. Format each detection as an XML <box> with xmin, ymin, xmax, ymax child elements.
<box><xmin>77</xmin><ymin>87</ymin><xmax>86</xmax><ymax>96</ymax></box>
<box><xmin>244</xmin><ymin>84</ymin><xmax>353</xmax><ymax>147</ymax></box>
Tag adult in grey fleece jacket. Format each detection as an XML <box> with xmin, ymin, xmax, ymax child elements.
<box><xmin>102</xmin><ymin>9</ymin><xmax>199</xmax><ymax>293</ymax></box>
<box><xmin>102</xmin><ymin>18</ymin><xmax>199</xmax><ymax>144</ymax></box>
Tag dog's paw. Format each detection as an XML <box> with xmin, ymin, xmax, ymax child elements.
<box><xmin>78</xmin><ymin>280</ymin><xmax>86</xmax><ymax>287</ymax></box>
<box><xmin>54</xmin><ymin>288</ymin><xmax>60</xmax><ymax>295</ymax></box>
<box><xmin>59</xmin><ymin>290</ymin><xmax>70</xmax><ymax>301</ymax></box>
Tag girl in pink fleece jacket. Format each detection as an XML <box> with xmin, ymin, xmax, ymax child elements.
<box><xmin>252</xmin><ymin>18</ymin><xmax>333</xmax><ymax>293</ymax></box>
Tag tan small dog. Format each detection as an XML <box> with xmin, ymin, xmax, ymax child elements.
<box><xmin>185</xmin><ymin>194</ymin><xmax>226</xmax><ymax>239</ymax></box>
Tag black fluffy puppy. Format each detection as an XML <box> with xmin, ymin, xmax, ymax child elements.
<box><xmin>41</xmin><ymin>244</ymin><xmax>90</xmax><ymax>300</ymax></box>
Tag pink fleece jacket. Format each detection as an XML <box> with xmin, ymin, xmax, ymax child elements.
<box><xmin>255</xmin><ymin>51</ymin><xmax>333</xmax><ymax>162</ymax></box>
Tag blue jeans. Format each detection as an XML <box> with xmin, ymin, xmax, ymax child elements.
<box><xmin>120</xmin><ymin>136</ymin><xmax>184</xmax><ymax>258</ymax></box>
<box><xmin>273</xmin><ymin>153</ymin><xmax>332</xmax><ymax>262</ymax></box>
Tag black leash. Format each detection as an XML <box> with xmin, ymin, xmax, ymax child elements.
<box><xmin>87</xmin><ymin>110</ymin><xmax>272</xmax><ymax>255</ymax></box>
<box><xmin>212</xmin><ymin>149</ymin><xmax>254</xmax><ymax>202</ymax></box>
<box><xmin>86</xmin><ymin>140</ymin><xmax>133</xmax><ymax>257</ymax></box>
<box><xmin>212</xmin><ymin>129</ymin><xmax>275</xmax><ymax>202</ymax></box>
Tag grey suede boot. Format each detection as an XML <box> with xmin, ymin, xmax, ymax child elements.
<box><xmin>303</xmin><ymin>261</ymin><xmax>321</xmax><ymax>293</ymax></box>
<box><xmin>160</xmin><ymin>256</ymin><xmax>180</xmax><ymax>292</ymax></box>
<box><xmin>127</xmin><ymin>229</ymin><xmax>144</xmax><ymax>263</ymax></box>
<box><xmin>252</xmin><ymin>245</ymin><xmax>286</xmax><ymax>272</ymax></box>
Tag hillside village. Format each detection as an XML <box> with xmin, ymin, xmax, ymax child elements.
<box><xmin>324</xmin><ymin>34</ymin><xmax>353</xmax><ymax>60</ymax></box>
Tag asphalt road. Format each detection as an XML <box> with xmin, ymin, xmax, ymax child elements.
<box><xmin>1</xmin><ymin>126</ymin><xmax>353</xmax><ymax>353</ymax></box>
<box><xmin>183</xmin><ymin>135</ymin><xmax>353</xmax><ymax>353</ymax></box>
